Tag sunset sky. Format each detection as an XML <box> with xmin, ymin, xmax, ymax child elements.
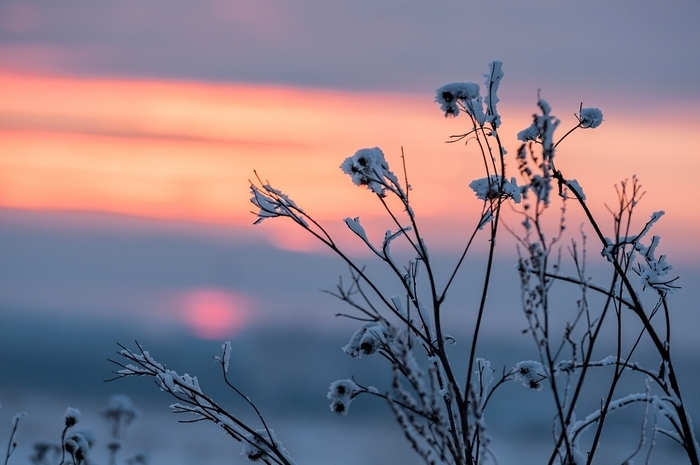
<box><xmin>1</xmin><ymin>0</ymin><xmax>700</xmax><ymax>338</ymax></box>
<box><xmin>3</xmin><ymin>5</ymin><xmax>700</xmax><ymax>465</ymax></box>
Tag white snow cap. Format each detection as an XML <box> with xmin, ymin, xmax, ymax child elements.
<box><xmin>435</xmin><ymin>82</ymin><xmax>480</xmax><ymax>117</ymax></box>
<box><xmin>327</xmin><ymin>379</ymin><xmax>361</xmax><ymax>415</ymax></box>
<box><xmin>343</xmin><ymin>322</ymin><xmax>392</xmax><ymax>357</ymax></box>
<box><xmin>578</xmin><ymin>107</ymin><xmax>603</xmax><ymax>128</ymax></box>
<box><xmin>340</xmin><ymin>147</ymin><xmax>391</xmax><ymax>195</ymax></box>
<box><xmin>514</xmin><ymin>360</ymin><xmax>548</xmax><ymax>391</ymax></box>
<box><xmin>469</xmin><ymin>175</ymin><xmax>521</xmax><ymax>203</ymax></box>
<box><xmin>64</xmin><ymin>407</ymin><xmax>81</xmax><ymax>427</ymax></box>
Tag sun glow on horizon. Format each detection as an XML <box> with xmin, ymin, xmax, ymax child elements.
<box><xmin>177</xmin><ymin>287</ymin><xmax>250</xmax><ymax>340</ymax></box>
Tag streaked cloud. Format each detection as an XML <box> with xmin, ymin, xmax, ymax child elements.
<box><xmin>1</xmin><ymin>70</ymin><xmax>699</xmax><ymax>257</ymax></box>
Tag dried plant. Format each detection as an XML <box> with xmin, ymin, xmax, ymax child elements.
<box><xmin>109</xmin><ymin>62</ymin><xmax>698</xmax><ymax>465</ymax></box>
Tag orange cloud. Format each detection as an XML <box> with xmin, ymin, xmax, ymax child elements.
<box><xmin>0</xmin><ymin>71</ymin><xmax>471</xmax><ymax>222</ymax></box>
<box><xmin>1</xmin><ymin>70</ymin><xmax>698</xmax><ymax>256</ymax></box>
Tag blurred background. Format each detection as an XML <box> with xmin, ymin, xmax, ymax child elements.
<box><xmin>1</xmin><ymin>1</ymin><xmax>700</xmax><ymax>464</ymax></box>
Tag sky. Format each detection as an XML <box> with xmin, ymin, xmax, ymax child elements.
<box><xmin>1</xmin><ymin>2</ymin><xmax>700</xmax><ymax>464</ymax></box>
<box><xmin>2</xmin><ymin>1</ymin><xmax>700</xmax><ymax>335</ymax></box>
<box><xmin>1</xmin><ymin>0</ymin><xmax>700</xmax><ymax>336</ymax></box>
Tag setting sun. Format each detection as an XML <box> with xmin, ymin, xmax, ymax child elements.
<box><xmin>177</xmin><ymin>287</ymin><xmax>250</xmax><ymax>339</ymax></box>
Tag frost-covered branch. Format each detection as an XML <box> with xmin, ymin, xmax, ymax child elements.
<box><xmin>514</xmin><ymin>96</ymin><xmax>697</xmax><ymax>465</ymax></box>
<box><xmin>110</xmin><ymin>342</ymin><xmax>296</xmax><ymax>465</ymax></box>
<box><xmin>109</xmin><ymin>61</ymin><xmax>698</xmax><ymax>465</ymax></box>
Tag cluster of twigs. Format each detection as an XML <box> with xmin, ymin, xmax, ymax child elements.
<box><xmin>108</xmin><ymin>62</ymin><xmax>697</xmax><ymax>465</ymax></box>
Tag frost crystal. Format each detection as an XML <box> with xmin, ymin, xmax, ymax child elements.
<box><xmin>469</xmin><ymin>175</ymin><xmax>521</xmax><ymax>203</ymax></box>
<box><xmin>435</xmin><ymin>82</ymin><xmax>480</xmax><ymax>117</ymax></box>
<box><xmin>578</xmin><ymin>107</ymin><xmax>603</xmax><ymax>128</ymax></box>
<box><xmin>340</xmin><ymin>147</ymin><xmax>392</xmax><ymax>195</ymax></box>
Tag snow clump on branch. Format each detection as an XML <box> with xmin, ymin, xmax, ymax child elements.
<box><xmin>435</xmin><ymin>82</ymin><xmax>480</xmax><ymax>117</ymax></box>
<box><xmin>327</xmin><ymin>379</ymin><xmax>362</xmax><ymax>415</ymax></box>
<box><xmin>64</xmin><ymin>407</ymin><xmax>81</xmax><ymax>427</ymax></box>
<box><xmin>340</xmin><ymin>147</ymin><xmax>395</xmax><ymax>196</ymax></box>
<box><xmin>514</xmin><ymin>360</ymin><xmax>548</xmax><ymax>391</ymax></box>
<box><xmin>240</xmin><ymin>429</ymin><xmax>286</xmax><ymax>463</ymax></box>
<box><xmin>469</xmin><ymin>175</ymin><xmax>521</xmax><ymax>203</ymax></box>
<box><xmin>343</xmin><ymin>322</ymin><xmax>393</xmax><ymax>357</ymax></box>
<box><xmin>578</xmin><ymin>107</ymin><xmax>604</xmax><ymax>128</ymax></box>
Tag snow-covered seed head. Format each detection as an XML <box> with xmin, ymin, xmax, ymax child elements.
<box><xmin>435</xmin><ymin>82</ymin><xmax>481</xmax><ymax>117</ymax></box>
<box><xmin>514</xmin><ymin>360</ymin><xmax>547</xmax><ymax>391</ymax></box>
<box><xmin>578</xmin><ymin>107</ymin><xmax>603</xmax><ymax>128</ymax></box>
<box><xmin>528</xmin><ymin>379</ymin><xmax>541</xmax><ymax>390</ymax></box>
<box><xmin>327</xmin><ymin>379</ymin><xmax>360</xmax><ymax>415</ymax></box>
<box><xmin>469</xmin><ymin>176</ymin><xmax>521</xmax><ymax>204</ymax></box>
<box><xmin>343</xmin><ymin>322</ymin><xmax>391</xmax><ymax>358</ymax></box>
<box><xmin>340</xmin><ymin>147</ymin><xmax>391</xmax><ymax>195</ymax></box>
<box><xmin>64</xmin><ymin>407</ymin><xmax>81</xmax><ymax>427</ymax></box>
<box><xmin>328</xmin><ymin>379</ymin><xmax>359</xmax><ymax>398</ymax></box>
<box><xmin>70</xmin><ymin>433</ymin><xmax>90</xmax><ymax>455</ymax></box>
<box><xmin>360</xmin><ymin>338</ymin><xmax>380</xmax><ymax>355</ymax></box>
<box><xmin>333</xmin><ymin>383</ymin><xmax>348</xmax><ymax>395</ymax></box>
<box><xmin>64</xmin><ymin>439</ymin><xmax>77</xmax><ymax>455</ymax></box>
<box><xmin>64</xmin><ymin>433</ymin><xmax>91</xmax><ymax>463</ymax></box>
<box><xmin>330</xmin><ymin>399</ymin><xmax>349</xmax><ymax>414</ymax></box>
<box><xmin>554</xmin><ymin>360</ymin><xmax>576</xmax><ymax>375</ymax></box>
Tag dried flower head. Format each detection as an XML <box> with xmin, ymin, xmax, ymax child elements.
<box><xmin>578</xmin><ymin>107</ymin><xmax>603</xmax><ymax>128</ymax></box>
<box><xmin>469</xmin><ymin>176</ymin><xmax>521</xmax><ymax>204</ymax></box>
<box><xmin>340</xmin><ymin>147</ymin><xmax>392</xmax><ymax>195</ymax></box>
<box><xmin>343</xmin><ymin>322</ymin><xmax>392</xmax><ymax>357</ymax></box>
<box><xmin>514</xmin><ymin>360</ymin><xmax>548</xmax><ymax>391</ymax></box>
<box><xmin>435</xmin><ymin>82</ymin><xmax>480</xmax><ymax>117</ymax></box>
<box><xmin>64</xmin><ymin>407</ymin><xmax>81</xmax><ymax>427</ymax></box>
<box><xmin>327</xmin><ymin>379</ymin><xmax>361</xmax><ymax>415</ymax></box>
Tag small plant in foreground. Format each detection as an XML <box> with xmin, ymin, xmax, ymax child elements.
<box><xmin>112</xmin><ymin>62</ymin><xmax>698</xmax><ymax>465</ymax></box>
<box><xmin>1</xmin><ymin>395</ymin><xmax>144</xmax><ymax>465</ymax></box>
